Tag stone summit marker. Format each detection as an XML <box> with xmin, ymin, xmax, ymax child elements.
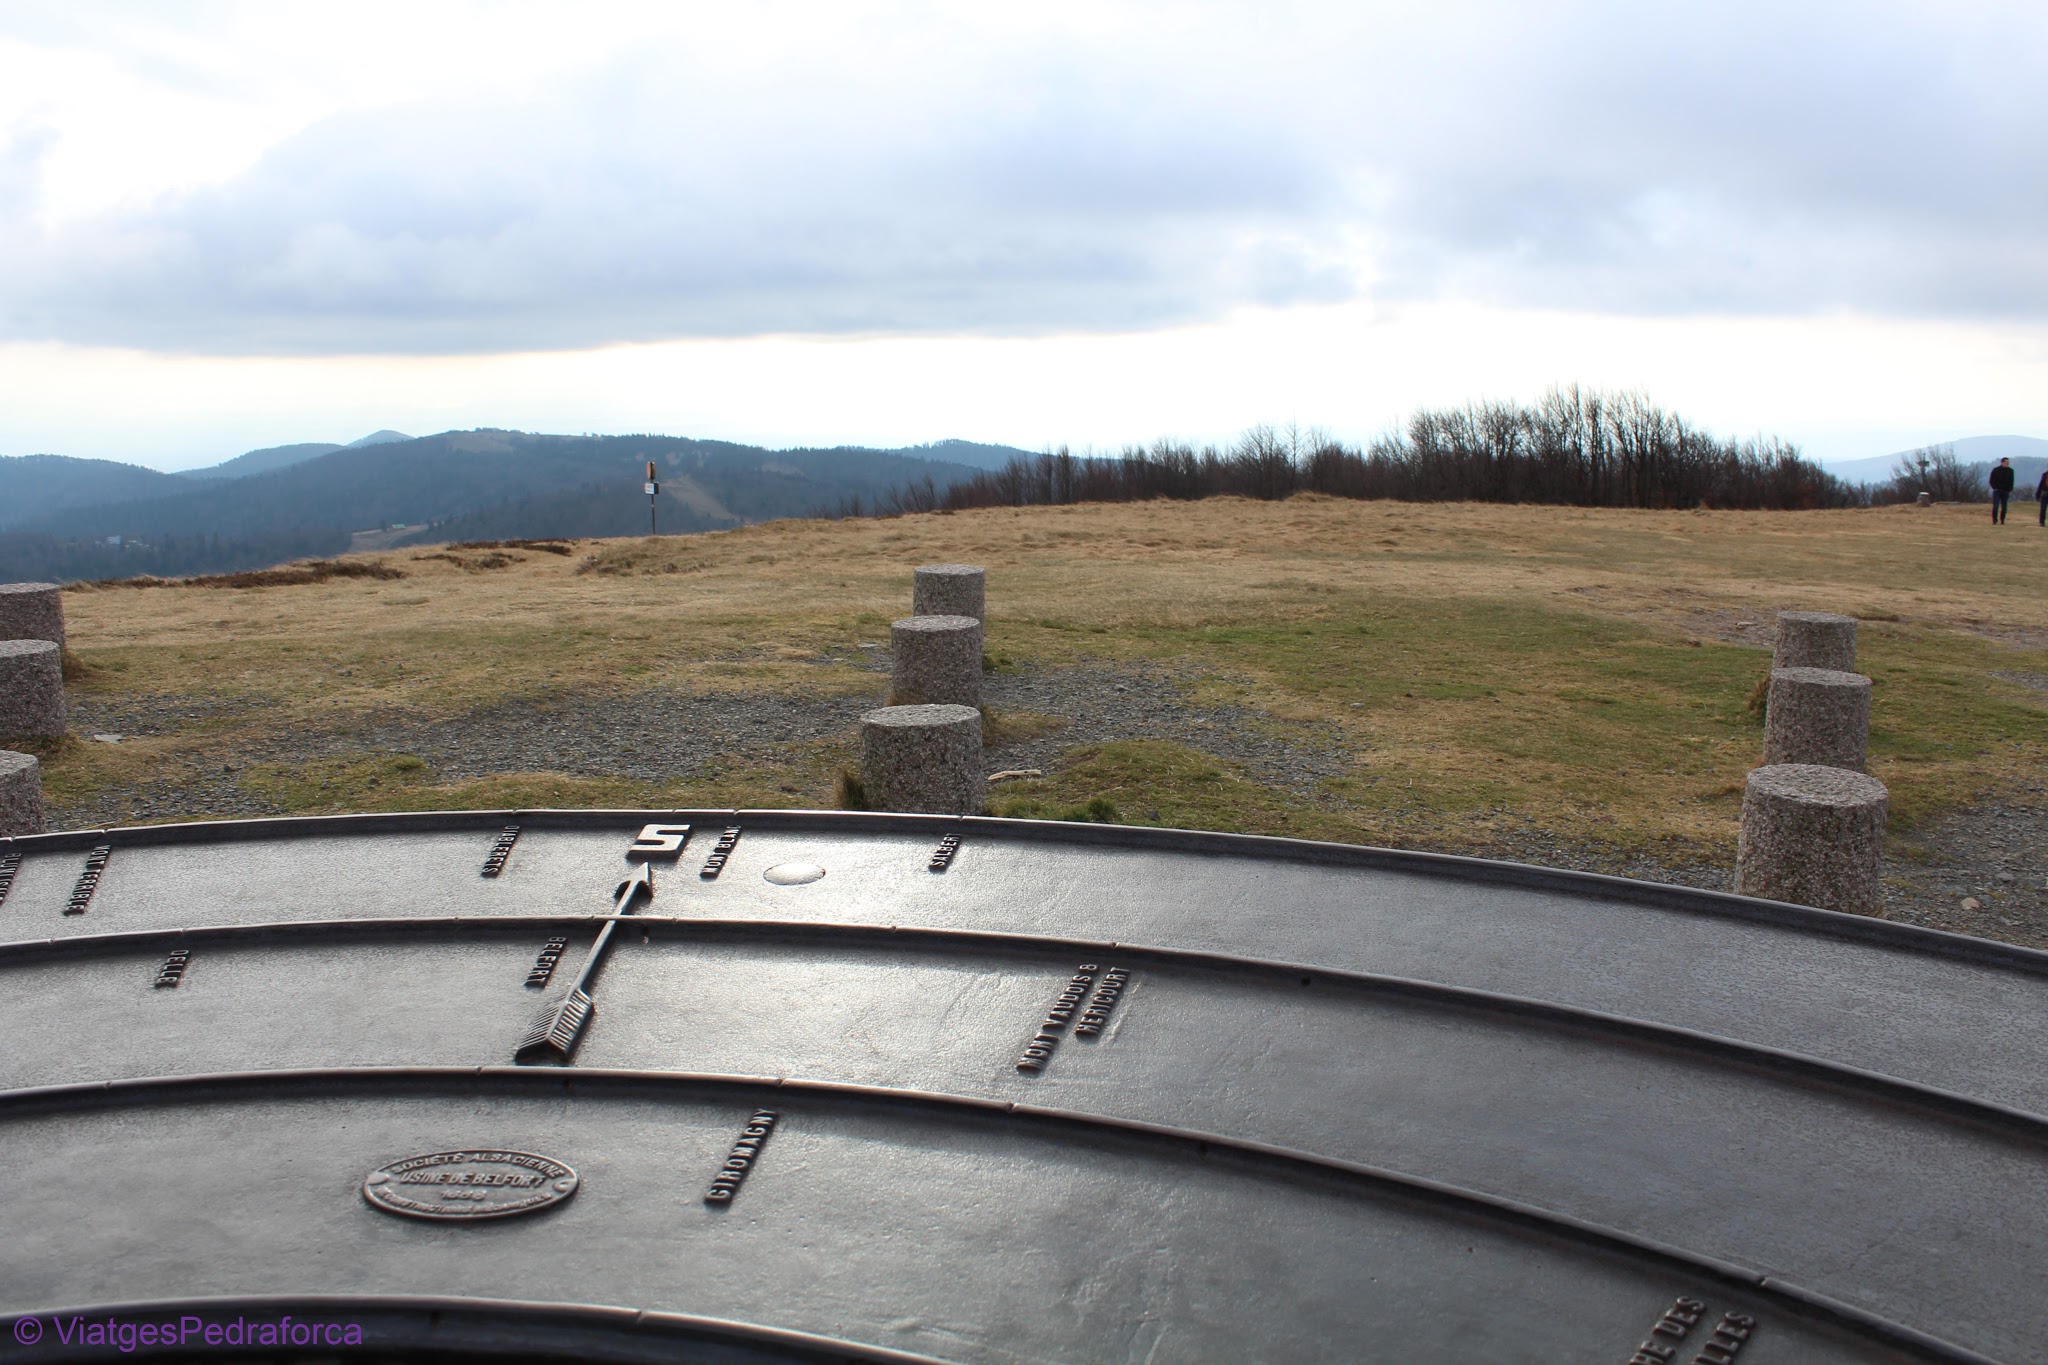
<box><xmin>4</xmin><ymin>807</ymin><xmax>2048</xmax><ymax>1362</ymax></box>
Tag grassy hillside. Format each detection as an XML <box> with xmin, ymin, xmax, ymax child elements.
<box><xmin>22</xmin><ymin>495</ymin><xmax>2048</xmax><ymax>919</ymax></box>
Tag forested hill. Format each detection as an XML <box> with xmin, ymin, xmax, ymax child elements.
<box><xmin>0</xmin><ymin>454</ymin><xmax>189</xmax><ymax>529</ymax></box>
<box><xmin>0</xmin><ymin>430</ymin><xmax>986</xmax><ymax>582</ymax></box>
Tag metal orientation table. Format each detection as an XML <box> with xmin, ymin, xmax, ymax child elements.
<box><xmin>2</xmin><ymin>808</ymin><xmax>2044</xmax><ymax>1363</ymax></box>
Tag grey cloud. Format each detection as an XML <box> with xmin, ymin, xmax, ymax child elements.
<box><xmin>2</xmin><ymin>2</ymin><xmax>2044</xmax><ymax>355</ymax></box>
<box><xmin>0</xmin><ymin>50</ymin><xmax>1351</xmax><ymax>354</ymax></box>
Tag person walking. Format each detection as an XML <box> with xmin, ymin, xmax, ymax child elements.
<box><xmin>1991</xmin><ymin>457</ymin><xmax>2015</xmax><ymax>524</ymax></box>
<box><xmin>2036</xmin><ymin>467</ymin><xmax>2048</xmax><ymax>526</ymax></box>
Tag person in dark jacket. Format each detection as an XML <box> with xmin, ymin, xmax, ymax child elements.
<box><xmin>2036</xmin><ymin>468</ymin><xmax>2048</xmax><ymax>526</ymax></box>
<box><xmin>1990</xmin><ymin>457</ymin><xmax>2015</xmax><ymax>523</ymax></box>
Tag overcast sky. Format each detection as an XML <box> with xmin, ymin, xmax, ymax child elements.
<box><xmin>1</xmin><ymin>0</ymin><xmax>2042</xmax><ymax>470</ymax></box>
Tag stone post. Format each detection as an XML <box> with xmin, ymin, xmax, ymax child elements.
<box><xmin>860</xmin><ymin>704</ymin><xmax>985</xmax><ymax>814</ymax></box>
<box><xmin>1763</xmin><ymin>667</ymin><xmax>1870</xmax><ymax>771</ymax></box>
<box><xmin>0</xmin><ymin>640</ymin><xmax>65</xmax><ymax>736</ymax></box>
<box><xmin>0</xmin><ymin>582</ymin><xmax>64</xmax><ymax>647</ymax></box>
<box><xmin>0</xmin><ymin>750</ymin><xmax>46</xmax><ymax>836</ymax></box>
<box><xmin>890</xmin><ymin>614</ymin><xmax>983</xmax><ymax>708</ymax></box>
<box><xmin>1736</xmin><ymin>764</ymin><xmax>1888</xmax><ymax>915</ymax></box>
<box><xmin>913</xmin><ymin>564</ymin><xmax>985</xmax><ymax>621</ymax></box>
<box><xmin>1773</xmin><ymin>611</ymin><xmax>1857</xmax><ymax>672</ymax></box>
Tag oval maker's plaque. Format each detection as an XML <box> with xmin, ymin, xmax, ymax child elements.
<box><xmin>362</xmin><ymin>1150</ymin><xmax>578</xmax><ymax>1221</ymax></box>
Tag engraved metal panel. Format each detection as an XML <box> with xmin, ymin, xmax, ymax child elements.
<box><xmin>362</xmin><ymin>1149</ymin><xmax>578</xmax><ymax>1221</ymax></box>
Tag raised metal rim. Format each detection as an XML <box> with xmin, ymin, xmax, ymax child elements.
<box><xmin>6</xmin><ymin>912</ymin><xmax>2048</xmax><ymax>1139</ymax></box>
<box><xmin>3</xmin><ymin>807</ymin><xmax>2042</xmax><ymax>978</ymax></box>
<box><xmin>0</xmin><ymin>1066</ymin><xmax>2003</xmax><ymax>1364</ymax></box>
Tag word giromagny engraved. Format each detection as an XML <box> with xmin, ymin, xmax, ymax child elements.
<box><xmin>480</xmin><ymin>824</ymin><xmax>521</xmax><ymax>878</ymax></box>
<box><xmin>65</xmin><ymin>844</ymin><xmax>111</xmax><ymax>915</ymax></box>
<box><xmin>514</xmin><ymin>853</ymin><xmax>661</xmax><ymax>1065</ymax></box>
<box><xmin>0</xmin><ymin>851</ymin><xmax>19</xmax><ymax>908</ymax></box>
<box><xmin>700</xmin><ymin>826</ymin><xmax>741</xmax><ymax>879</ymax></box>
<box><xmin>928</xmin><ymin>832</ymin><xmax>961</xmax><ymax>871</ymax></box>
<box><xmin>153</xmin><ymin>947</ymin><xmax>191</xmax><ymax>989</ymax></box>
<box><xmin>705</xmin><ymin>1110</ymin><xmax>779</xmax><ymax>1204</ymax></box>
<box><xmin>1016</xmin><ymin>965</ymin><xmax>1098</xmax><ymax>1073</ymax></box>
<box><xmin>363</xmin><ymin>1149</ymin><xmax>578</xmax><ymax>1221</ymax></box>
<box><xmin>1626</xmin><ymin>1295</ymin><xmax>1758</xmax><ymax>1365</ymax></box>
<box><xmin>524</xmin><ymin>936</ymin><xmax>568</xmax><ymax>989</ymax></box>
<box><xmin>1073</xmin><ymin>966</ymin><xmax>1131</xmax><ymax>1037</ymax></box>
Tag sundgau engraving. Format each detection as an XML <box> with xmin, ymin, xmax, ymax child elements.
<box><xmin>480</xmin><ymin>824</ymin><xmax>522</xmax><ymax>878</ymax></box>
<box><xmin>362</xmin><ymin>1150</ymin><xmax>578</xmax><ymax>1221</ymax></box>
<box><xmin>705</xmin><ymin>1110</ymin><xmax>779</xmax><ymax>1205</ymax></box>
<box><xmin>65</xmin><ymin>844</ymin><xmax>111</xmax><ymax>915</ymax></box>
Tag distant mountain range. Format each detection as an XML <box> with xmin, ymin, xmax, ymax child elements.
<box><xmin>176</xmin><ymin>429</ymin><xmax>414</xmax><ymax>481</ymax></box>
<box><xmin>1823</xmin><ymin>435</ymin><xmax>2048</xmax><ymax>485</ymax></box>
<box><xmin>0</xmin><ymin>430</ymin><xmax>1038</xmax><ymax>583</ymax></box>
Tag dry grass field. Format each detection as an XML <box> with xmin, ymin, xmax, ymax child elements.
<box><xmin>22</xmin><ymin>495</ymin><xmax>2048</xmax><ymax>937</ymax></box>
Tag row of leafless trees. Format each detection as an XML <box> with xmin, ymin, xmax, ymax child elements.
<box><xmin>845</xmin><ymin>387</ymin><xmax>1867</xmax><ymax>518</ymax></box>
<box><xmin>1870</xmin><ymin>445</ymin><xmax>1991</xmax><ymax>503</ymax></box>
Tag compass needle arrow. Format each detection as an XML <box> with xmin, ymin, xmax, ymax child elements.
<box><xmin>514</xmin><ymin>855</ymin><xmax>662</xmax><ymax>1065</ymax></box>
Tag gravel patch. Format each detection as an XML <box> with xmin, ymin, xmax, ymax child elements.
<box><xmin>42</xmin><ymin>668</ymin><xmax>2048</xmax><ymax>953</ymax></box>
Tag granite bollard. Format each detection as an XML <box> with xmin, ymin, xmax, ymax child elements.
<box><xmin>1736</xmin><ymin>763</ymin><xmax>1888</xmax><ymax>915</ymax></box>
<box><xmin>912</xmin><ymin>564</ymin><xmax>985</xmax><ymax>621</ymax></box>
<box><xmin>1763</xmin><ymin>667</ymin><xmax>1870</xmax><ymax>771</ymax></box>
<box><xmin>0</xmin><ymin>750</ymin><xmax>46</xmax><ymax>836</ymax></box>
<box><xmin>0</xmin><ymin>639</ymin><xmax>65</xmax><ymax>737</ymax></box>
<box><xmin>0</xmin><ymin>582</ymin><xmax>64</xmax><ymax>647</ymax></box>
<box><xmin>890</xmin><ymin>614</ymin><xmax>983</xmax><ymax>707</ymax></box>
<box><xmin>1773</xmin><ymin>611</ymin><xmax>1857</xmax><ymax>672</ymax></box>
<box><xmin>860</xmin><ymin>704</ymin><xmax>985</xmax><ymax>814</ymax></box>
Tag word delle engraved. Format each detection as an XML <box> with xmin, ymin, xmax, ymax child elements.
<box><xmin>928</xmin><ymin>833</ymin><xmax>961</xmax><ymax>871</ymax></box>
<box><xmin>0</xmin><ymin>851</ymin><xmax>20</xmax><ymax>908</ymax></box>
<box><xmin>65</xmin><ymin>844</ymin><xmax>111</xmax><ymax>915</ymax></box>
<box><xmin>705</xmin><ymin>1110</ymin><xmax>779</xmax><ymax>1204</ymax></box>
<box><xmin>1073</xmin><ymin>966</ymin><xmax>1132</xmax><ymax>1037</ymax></box>
<box><xmin>480</xmin><ymin>824</ymin><xmax>522</xmax><ymax>878</ymax></box>
<box><xmin>1626</xmin><ymin>1296</ymin><xmax>1757</xmax><ymax>1365</ymax></box>
<box><xmin>524</xmin><ymin>936</ymin><xmax>568</xmax><ymax>989</ymax></box>
<box><xmin>1015</xmin><ymin>965</ymin><xmax>1098</xmax><ymax>1073</ymax></box>
<box><xmin>153</xmin><ymin>947</ymin><xmax>191</xmax><ymax>989</ymax></box>
<box><xmin>363</xmin><ymin>1150</ymin><xmax>578</xmax><ymax>1222</ymax></box>
<box><xmin>700</xmin><ymin>826</ymin><xmax>742</xmax><ymax>879</ymax></box>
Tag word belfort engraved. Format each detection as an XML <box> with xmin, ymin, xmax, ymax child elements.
<box><xmin>1627</xmin><ymin>1295</ymin><xmax>1758</xmax><ymax>1365</ymax></box>
<box><xmin>153</xmin><ymin>947</ymin><xmax>191</xmax><ymax>989</ymax></box>
<box><xmin>525</xmin><ymin>936</ymin><xmax>568</xmax><ymax>989</ymax></box>
<box><xmin>363</xmin><ymin>1150</ymin><xmax>578</xmax><ymax>1222</ymax></box>
<box><xmin>65</xmin><ymin>844</ymin><xmax>111</xmax><ymax>915</ymax></box>
<box><xmin>704</xmin><ymin>1110</ymin><xmax>779</xmax><ymax>1204</ymax></box>
<box><xmin>0</xmin><ymin>851</ymin><xmax>19</xmax><ymax>908</ymax></box>
<box><xmin>480</xmin><ymin>824</ymin><xmax>521</xmax><ymax>878</ymax></box>
<box><xmin>701</xmin><ymin>826</ymin><xmax>741</xmax><ymax>879</ymax></box>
